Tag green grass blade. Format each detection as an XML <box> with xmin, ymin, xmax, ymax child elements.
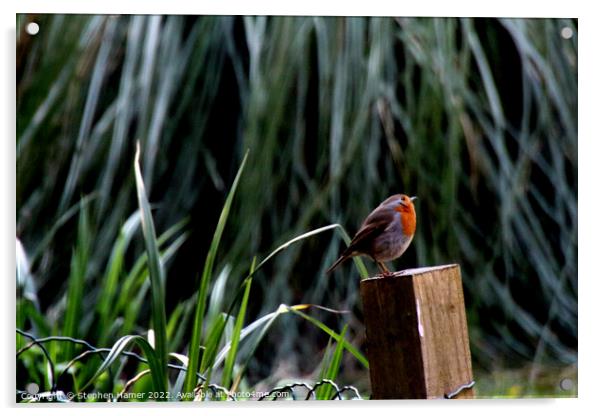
<box><xmin>166</xmin><ymin>302</ymin><xmax>185</xmax><ymax>347</ymax></box>
<box><xmin>115</xmin><ymin>230</ymin><xmax>188</xmax><ymax>335</ymax></box>
<box><xmin>60</xmin><ymin>18</ymin><xmax>117</xmax><ymax>212</ymax></box>
<box><xmin>16</xmin><ymin>238</ymin><xmax>38</xmax><ymax>311</ymax></box>
<box><xmin>29</xmin><ymin>193</ymin><xmax>97</xmax><ymax>267</ymax></box>
<box><xmin>80</xmin><ymin>335</ymin><xmax>165</xmax><ymax>398</ymax></box>
<box><xmin>206</xmin><ymin>265</ymin><xmax>232</xmax><ymax>326</ymax></box>
<box><xmin>335</xmin><ymin>225</ymin><xmax>369</xmax><ymax>279</ymax></box>
<box><xmin>212</xmin><ymin>309</ymin><xmax>281</xmax><ymax>371</ymax></box>
<box><xmin>462</xmin><ymin>19</ymin><xmax>505</xmax><ymax>127</ymax></box>
<box><xmin>133</xmin><ymin>142</ymin><xmax>168</xmax><ymax>394</ymax></box>
<box><xmin>115</xmin><ymin>217</ymin><xmax>188</xmax><ymax>313</ymax></box>
<box><xmin>221</xmin><ymin>258</ymin><xmax>255</xmax><ymax>389</ymax></box>
<box><xmin>251</xmin><ymin>223</ymin><xmax>368</xmax><ymax>279</ymax></box>
<box><xmin>289</xmin><ymin>307</ymin><xmax>368</xmax><ymax>369</ymax></box>
<box><xmin>228</xmin><ymin>307</ymin><xmax>287</xmax><ymax>392</ymax></box>
<box><xmin>62</xmin><ymin>199</ymin><xmax>91</xmax><ymax>361</ymax></box>
<box><xmin>254</xmin><ymin>224</ymin><xmax>339</xmax><ymax>271</ymax></box>
<box><xmin>169</xmin><ymin>352</ymin><xmax>191</xmax><ymax>397</ymax></box>
<box><xmin>199</xmin><ymin>313</ymin><xmax>228</xmax><ymax>382</ymax></box>
<box><xmin>96</xmin><ymin>211</ymin><xmax>141</xmax><ymax>344</ymax></box>
<box><xmin>327</xmin><ymin>324</ymin><xmax>347</xmax><ymax>378</ymax></box>
<box><xmin>316</xmin><ymin>324</ymin><xmax>347</xmax><ymax>399</ymax></box>
<box><xmin>183</xmin><ymin>149</ymin><xmax>249</xmax><ymax>396</ymax></box>
<box><xmin>17</xmin><ymin>300</ymin><xmax>51</xmax><ymax>342</ymax></box>
<box><xmin>316</xmin><ymin>338</ymin><xmax>333</xmax><ymax>398</ymax></box>
<box><xmin>210</xmin><ymin>303</ymin><xmax>359</xmax><ymax>392</ymax></box>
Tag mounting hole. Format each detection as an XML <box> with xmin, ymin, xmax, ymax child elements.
<box><xmin>26</xmin><ymin>22</ymin><xmax>39</xmax><ymax>36</ymax></box>
<box><xmin>560</xmin><ymin>26</ymin><xmax>573</xmax><ymax>40</ymax></box>
<box><xmin>25</xmin><ymin>382</ymin><xmax>39</xmax><ymax>395</ymax></box>
<box><xmin>559</xmin><ymin>378</ymin><xmax>574</xmax><ymax>391</ymax></box>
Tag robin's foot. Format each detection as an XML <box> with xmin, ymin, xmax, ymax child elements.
<box><xmin>376</xmin><ymin>261</ymin><xmax>394</xmax><ymax>277</ymax></box>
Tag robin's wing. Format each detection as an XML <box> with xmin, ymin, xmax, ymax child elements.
<box><xmin>344</xmin><ymin>210</ymin><xmax>392</xmax><ymax>255</ymax></box>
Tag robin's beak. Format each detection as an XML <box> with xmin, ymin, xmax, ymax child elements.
<box><xmin>410</xmin><ymin>196</ymin><xmax>418</xmax><ymax>202</ymax></box>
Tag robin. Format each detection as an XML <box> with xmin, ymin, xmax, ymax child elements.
<box><xmin>326</xmin><ymin>194</ymin><xmax>417</xmax><ymax>276</ymax></box>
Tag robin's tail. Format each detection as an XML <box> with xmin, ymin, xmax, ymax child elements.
<box><xmin>326</xmin><ymin>254</ymin><xmax>350</xmax><ymax>275</ymax></box>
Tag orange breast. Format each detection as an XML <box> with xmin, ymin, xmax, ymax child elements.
<box><xmin>395</xmin><ymin>205</ymin><xmax>416</xmax><ymax>236</ymax></box>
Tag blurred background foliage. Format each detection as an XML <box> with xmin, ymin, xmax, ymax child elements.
<box><xmin>17</xmin><ymin>14</ymin><xmax>577</xmax><ymax>398</ymax></box>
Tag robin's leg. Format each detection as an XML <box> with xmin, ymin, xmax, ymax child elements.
<box><xmin>376</xmin><ymin>261</ymin><xmax>394</xmax><ymax>277</ymax></box>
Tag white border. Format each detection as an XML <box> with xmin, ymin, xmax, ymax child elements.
<box><xmin>4</xmin><ymin>1</ymin><xmax>601</xmax><ymax>415</ymax></box>
<box><xmin>12</xmin><ymin>0</ymin><xmax>581</xmax><ymax>17</ymax></box>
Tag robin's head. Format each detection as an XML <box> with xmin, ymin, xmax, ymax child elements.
<box><xmin>379</xmin><ymin>194</ymin><xmax>416</xmax><ymax>208</ymax></box>
<box><xmin>394</xmin><ymin>194</ymin><xmax>417</xmax><ymax>212</ymax></box>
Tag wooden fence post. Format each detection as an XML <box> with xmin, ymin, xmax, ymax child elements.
<box><xmin>360</xmin><ymin>264</ymin><xmax>474</xmax><ymax>399</ymax></box>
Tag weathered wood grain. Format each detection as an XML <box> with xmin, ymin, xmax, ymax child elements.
<box><xmin>360</xmin><ymin>264</ymin><xmax>474</xmax><ymax>399</ymax></box>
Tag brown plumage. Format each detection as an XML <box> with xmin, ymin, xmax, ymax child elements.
<box><xmin>326</xmin><ymin>194</ymin><xmax>417</xmax><ymax>275</ymax></box>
